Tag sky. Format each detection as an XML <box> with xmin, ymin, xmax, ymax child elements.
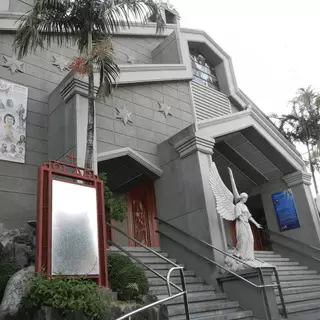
<box><xmin>169</xmin><ymin>0</ymin><xmax>320</xmax><ymax>194</ymax></box>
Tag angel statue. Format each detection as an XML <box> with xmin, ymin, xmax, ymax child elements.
<box><xmin>209</xmin><ymin>162</ymin><xmax>266</xmax><ymax>270</ymax></box>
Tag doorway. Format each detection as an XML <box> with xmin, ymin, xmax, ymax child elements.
<box><xmin>127</xmin><ymin>182</ymin><xmax>160</xmax><ymax>247</ymax></box>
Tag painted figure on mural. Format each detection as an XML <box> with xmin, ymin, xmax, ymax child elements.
<box><xmin>0</xmin><ymin>143</ymin><xmax>7</xmax><ymax>154</ymax></box>
<box><xmin>6</xmin><ymin>99</ymin><xmax>14</xmax><ymax>109</ymax></box>
<box><xmin>17</xmin><ymin>105</ymin><xmax>26</xmax><ymax>129</ymax></box>
<box><xmin>16</xmin><ymin>146</ymin><xmax>24</xmax><ymax>159</ymax></box>
<box><xmin>9</xmin><ymin>144</ymin><xmax>16</xmax><ymax>156</ymax></box>
<box><xmin>3</xmin><ymin>114</ymin><xmax>15</xmax><ymax>142</ymax></box>
<box><xmin>17</xmin><ymin>135</ymin><xmax>26</xmax><ymax>146</ymax></box>
<box><xmin>209</xmin><ymin>163</ymin><xmax>263</xmax><ymax>264</ymax></box>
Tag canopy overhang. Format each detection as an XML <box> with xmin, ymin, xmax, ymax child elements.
<box><xmin>198</xmin><ymin>107</ymin><xmax>305</xmax><ymax>193</ymax></box>
<box><xmin>98</xmin><ymin>148</ymin><xmax>163</xmax><ymax>192</ymax></box>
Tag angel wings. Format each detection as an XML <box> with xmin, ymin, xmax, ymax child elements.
<box><xmin>208</xmin><ymin>162</ymin><xmax>240</xmax><ymax>221</ymax></box>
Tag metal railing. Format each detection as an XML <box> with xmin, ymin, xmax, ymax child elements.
<box><xmin>269</xmin><ymin>229</ymin><xmax>320</xmax><ymax>252</ymax></box>
<box><xmin>106</xmin><ymin>222</ymin><xmax>190</xmax><ymax>320</ymax></box>
<box><xmin>156</xmin><ymin>218</ymin><xmax>287</xmax><ymax>319</ymax></box>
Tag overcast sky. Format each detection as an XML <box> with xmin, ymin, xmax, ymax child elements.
<box><xmin>169</xmin><ymin>0</ymin><xmax>320</xmax><ymax>194</ymax></box>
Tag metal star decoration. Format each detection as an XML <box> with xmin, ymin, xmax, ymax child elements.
<box><xmin>52</xmin><ymin>55</ymin><xmax>70</xmax><ymax>71</ymax></box>
<box><xmin>116</xmin><ymin>106</ymin><xmax>133</xmax><ymax>125</ymax></box>
<box><xmin>1</xmin><ymin>55</ymin><xmax>25</xmax><ymax>74</ymax></box>
<box><xmin>126</xmin><ymin>54</ymin><xmax>136</xmax><ymax>64</ymax></box>
<box><xmin>158</xmin><ymin>102</ymin><xmax>172</xmax><ymax>118</ymax></box>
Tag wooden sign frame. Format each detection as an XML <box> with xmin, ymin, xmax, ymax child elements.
<box><xmin>36</xmin><ymin>154</ymin><xmax>108</xmax><ymax>287</ymax></box>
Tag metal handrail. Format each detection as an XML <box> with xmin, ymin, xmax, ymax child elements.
<box><xmin>156</xmin><ymin>218</ymin><xmax>287</xmax><ymax>319</ymax></box>
<box><xmin>106</xmin><ymin>222</ymin><xmax>190</xmax><ymax>320</ymax></box>
<box><xmin>269</xmin><ymin>229</ymin><xmax>320</xmax><ymax>252</ymax></box>
<box><xmin>108</xmin><ymin>241</ymin><xmax>183</xmax><ymax>293</ymax></box>
<box><xmin>116</xmin><ymin>291</ymin><xmax>185</xmax><ymax>320</ymax></box>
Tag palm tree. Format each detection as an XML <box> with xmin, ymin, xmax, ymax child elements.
<box><xmin>270</xmin><ymin>87</ymin><xmax>320</xmax><ymax>194</ymax></box>
<box><xmin>13</xmin><ymin>0</ymin><xmax>165</xmax><ymax>169</ymax></box>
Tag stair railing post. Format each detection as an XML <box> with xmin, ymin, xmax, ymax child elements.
<box><xmin>179</xmin><ymin>268</ymin><xmax>190</xmax><ymax>320</ymax></box>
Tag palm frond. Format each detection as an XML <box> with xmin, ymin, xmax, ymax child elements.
<box><xmin>91</xmin><ymin>39</ymin><xmax>120</xmax><ymax>99</ymax></box>
<box><xmin>101</xmin><ymin>0</ymin><xmax>165</xmax><ymax>34</ymax></box>
<box><xmin>13</xmin><ymin>0</ymin><xmax>79</xmax><ymax>59</ymax></box>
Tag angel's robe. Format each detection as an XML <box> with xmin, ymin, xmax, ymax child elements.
<box><xmin>234</xmin><ymin>202</ymin><xmax>254</xmax><ymax>261</ymax></box>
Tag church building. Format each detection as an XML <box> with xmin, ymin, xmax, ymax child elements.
<box><xmin>1</xmin><ymin>1</ymin><xmax>320</xmax><ymax>318</ymax></box>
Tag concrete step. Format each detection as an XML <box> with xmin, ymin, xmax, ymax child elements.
<box><xmin>168</xmin><ymin>301</ymin><xmax>240</xmax><ymax>317</ymax></box>
<box><xmin>108</xmin><ymin>246</ymin><xmax>161</xmax><ymax>252</ymax></box>
<box><xmin>257</xmin><ymin>257</ymin><xmax>290</xmax><ymax>262</ymax></box>
<box><xmin>276</xmin><ymin>291</ymin><xmax>320</xmax><ymax>304</ymax></box>
<box><xmin>157</xmin><ymin>292</ymin><xmax>226</xmax><ymax>305</ymax></box>
<box><xmin>145</xmin><ymin>269</ymin><xmax>195</xmax><ymax>278</ymax></box>
<box><xmin>148</xmin><ymin>276</ymin><xmax>203</xmax><ymax>286</ymax></box>
<box><xmin>277</xmin><ymin>269</ymin><xmax>317</xmax><ymax>276</ymax></box>
<box><xmin>279</xmin><ymin>280</ymin><xmax>320</xmax><ymax>288</ymax></box>
<box><xmin>284</xmin><ymin>299</ymin><xmax>320</xmax><ymax>314</ymax></box>
<box><xmin>275</xmin><ymin>274</ymin><xmax>320</xmax><ymax>281</ymax></box>
<box><xmin>266</xmin><ymin>261</ymin><xmax>300</xmax><ymax>266</ymax></box>
<box><xmin>109</xmin><ymin>250</ymin><xmax>170</xmax><ymax>258</ymax></box>
<box><xmin>142</xmin><ymin>263</ymin><xmax>185</xmax><ymax>270</ymax></box>
<box><xmin>254</xmin><ymin>251</ymin><xmax>275</xmax><ymax>254</ymax></box>
<box><xmin>254</xmin><ymin>254</ymin><xmax>282</xmax><ymax>258</ymax></box>
<box><xmin>275</xmin><ymin>285</ymin><xmax>320</xmax><ymax>295</ymax></box>
<box><xmin>133</xmin><ymin>257</ymin><xmax>178</xmax><ymax>264</ymax></box>
<box><xmin>149</xmin><ymin>283</ymin><xmax>215</xmax><ymax>295</ymax></box>
<box><xmin>171</xmin><ymin>310</ymin><xmax>253</xmax><ymax>320</ymax></box>
<box><xmin>275</xmin><ymin>265</ymin><xmax>308</xmax><ymax>271</ymax></box>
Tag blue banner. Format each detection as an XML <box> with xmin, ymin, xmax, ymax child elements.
<box><xmin>271</xmin><ymin>189</ymin><xmax>300</xmax><ymax>232</ymax></box>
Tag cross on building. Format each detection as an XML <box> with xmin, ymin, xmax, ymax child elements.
<box><xmin>66</xmin><ymin>152</ymin><xmax>77</xmax><ymax>165</ymax></box>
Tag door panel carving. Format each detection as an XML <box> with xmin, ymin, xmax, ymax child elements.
<box><xmin>127</xmin><ymin>183</ymin><xmax>159</xmax><ymax>247</ymax></box>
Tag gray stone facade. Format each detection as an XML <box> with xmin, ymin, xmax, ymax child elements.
<box><xmin>96</xmin><ymin>81</ymin><xmax>194</xmax><ymax>166</ymax></box>
<box><xmin>0</xmin><ymin>28</ymin><xmax>184</xmax><ymax>228</ymax></box>
<box><xmin>0</xmin><ymin>0</ymin><xmax>319</xmax><ymax>256</ymax></box>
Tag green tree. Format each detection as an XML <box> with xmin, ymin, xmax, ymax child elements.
<box><xmin>270</xmin><ymin>87</ymin><xmax>320</xmax><ymax>194</ymax></box>
<box><xmin>14</xmin><ymin>0</ymin><xmax>165</xmax><ymax>169</ymax></box>
<box><xmin>99</xmin><ymin>172</ymin><xmax>127</xmax><ymax>222</ymax></box>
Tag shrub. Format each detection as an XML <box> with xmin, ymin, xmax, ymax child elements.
<box><xmin>0</xmin><ymin>263</ymin><xmax>19</xmax><ymax>302</ymax></box>
<box><xmin>108</xmin><ymin>253</ymin><xmax>148</xmax><ymax>301</ymax></box>
<box><xmin>99</xmin><ymin>172</ymin><xmax>127</xmax><ymax>222</ymax></box>
<box><xmin>22</xmin><ymin>277</ymin><xmax>110</xmax><ymax>319</ymax></box>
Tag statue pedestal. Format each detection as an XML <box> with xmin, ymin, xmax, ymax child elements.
<box><xmin>217</xmin><ymin>267</ymin><xmax>280</xmax><ymax>320</ymax></box>
<box><xmin>222</xmin><ymin>253</ymin><xmax>272</xmax><ymax>273</ymax></box>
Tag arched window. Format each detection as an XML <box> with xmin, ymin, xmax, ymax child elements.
<box><xmin>190</xmin><ymin>50</ymin><xmax>219</xmax><ymax>90</ymax></box>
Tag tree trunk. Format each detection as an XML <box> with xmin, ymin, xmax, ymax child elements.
<box><xmin>84</xmin><ymin>29</ymin><xmax>94</xmax><ymax>169</ymax></box>
<box><xmin>307</xmin><ymin>142</ymin><xmax>319</xmax><ymax>194</ymax></box>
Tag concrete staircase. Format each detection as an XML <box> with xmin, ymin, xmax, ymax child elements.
<box><xmin>255</xmin><ymin>250</ymin><xmax>320</xmax><ymax>319</ymax></box>
<box><xmin>109</xmin><ymin>246</ymin><xmax>255</xmax><ymax>320</ymax></box>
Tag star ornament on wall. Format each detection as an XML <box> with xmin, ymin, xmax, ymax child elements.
<box><xmin>126</xmin><ymin>54</ymin><xmax>136</xmax><ymax>64</ymax></box>
<box><xmin>1</xmin><ymin>55</ymin><xmax>25</xmax><ymax>74</ymax></box>
<box><xmin>158</xmin><ymin>102</ymin><xmax>172</xmax><ymax>118</ymax></box>
<box><xmin>52</xmin><ymin>55</ymin><xmax>70</xmax><ymax>71</ymax></box>
<box><xmin>116</xmin><ymin>106</ymin><xmax>133</xmax><ymax>125</ymax></box>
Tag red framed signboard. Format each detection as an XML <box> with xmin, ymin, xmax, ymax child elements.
<box><xmin>36</xmin><ymin>153</ymin><xmax>108</xmax><ymax>287</ymax></box>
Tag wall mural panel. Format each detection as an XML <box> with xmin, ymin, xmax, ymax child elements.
<box><xmin>0</xmin><ymin>78</ymin><xmax>28</xmax><ymax>163</ymax></box>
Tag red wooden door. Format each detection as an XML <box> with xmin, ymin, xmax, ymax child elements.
<box><xmin>230</xmin><ymin>220</ymin><xmax>263</xmax><ymax>251</ymax></box>
<box><xmin>127</xmin><ymin>182</ymin><xmax>160</xmax><ymax>247</ymax></box>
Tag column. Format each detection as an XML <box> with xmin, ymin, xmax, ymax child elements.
<box><xmin>155</xmin><ymin>129</ymin><xmax>228</xmax><ymax>286</ymax></box>
<box><xmin>283</xmin><ymin>171</ymin><xmax>320</xmax><ymax>246</ymax></box>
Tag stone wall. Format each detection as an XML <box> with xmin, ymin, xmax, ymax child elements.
<box><xmin>96</xmin><ymin>81</ymin><xmax>194</xmax><ymax>166</ymax></box>
<box><xmin>0</xmin><ymin>30</ymin><xmax>173</xmax><ymax>228</ymax></box>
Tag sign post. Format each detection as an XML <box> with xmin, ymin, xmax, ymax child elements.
<box><xmin>36</xmin><ymin>153</ymin><xmax>108</xmax><ymax>287</ymax></box>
